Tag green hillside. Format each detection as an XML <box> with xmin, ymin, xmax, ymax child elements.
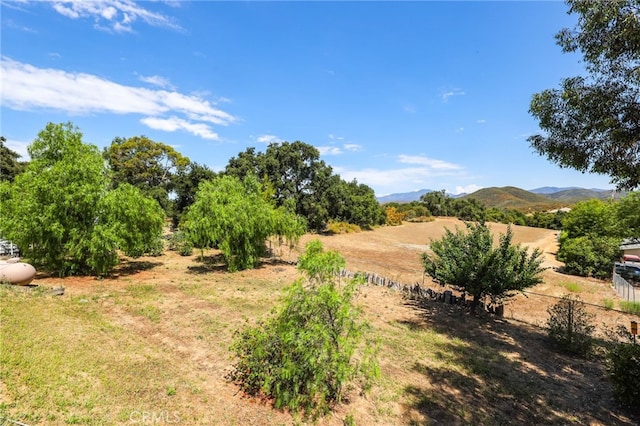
<box><xmin>462</xmin><ymin>186</ymin><xmax>564</xmax><ymax>210</ymax></box>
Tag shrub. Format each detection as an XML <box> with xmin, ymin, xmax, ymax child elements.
<box><xmin>546</xmin><ymin>294</ymin><xmax>595</xmax><ymax>357</ymax></box>
<box><xmin>229</xmin><ymin>241</ymin><xmax>379</xmax><ymax>420</ymax></box>
<box><xmin>385</xmin><ymin>206</ymin><xmax>405</xmax><ymax>226</ymax></box>
<box><xmin>605</xmin><ymin>326</ymin><xmax>640</xmax><ymax>406</ymax></box>
<box><xmin>602</xmin><ymin>298</ymin><xmax>615</xmax><ymax>310</ymax></box>
<box><xmin>325</xmin><ymin>220</ymin><xmax>362</xmax><ymax>235</ymax></box>
<box><xmin>167</xmin><ymin>231</ymin><xmax>193</xmax><ymax>256</ymax></box>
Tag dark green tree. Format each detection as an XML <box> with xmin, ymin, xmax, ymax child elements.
<box><xmin>0</xmin><ymin>123</ymin><xmax>164</xmax><ymax>276</ymax></box>
<box><xmin>103</xmin><ymin>136</ymin><xmax>190</xmax><ymax>214</ymax></box>
<box><xmin>452</xmin><ymin>197</ymin><xmax>487</xmax><ymax>222</ymax></box>
<box><xmin>226</xmin><ymin>142</ymin><xmax>382</xmax><ymax>231</ymax></box>
<box><xmin>171</xmin><ymin>162</ymin><xmax>217</xmax><ymax>227</ymax></box>
<box><xmin>422</xmin><ymin>222</ymin><xmax>545</xmax><ymax>311</ymax></box>
<box><xmin>180</xmin><ymin>174</ymin><xmax>306</xmax><ymax>271</ymax></box>
<box><xmin>0</xmin><ymin>136</ymin><xmax>27</xmax><ymax>182</ymax></box>
<box><xmin>420</xmin><ymin>190</ymin><xmax>453</xmax><ymax>216</ymax></box>
<box><xmin>528</xmin><ymin>0</ymin><xmax>640</xmax><ymax>190</ymax></box>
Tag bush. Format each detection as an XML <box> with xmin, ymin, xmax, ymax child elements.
<box><xmin>167</xmin><ymin>231</ymin><xmax>193</xmax><ymax>256</ymax></box>
<box><xmin>325</xmin><ymin>220</ymin><xmax>362</xmax><ymax>235</ymax></box>
<box><xmin>385</xmin><ymin>206</ymin><xmax>405</xmax><ymax>226</ymax></box>
<box><xmin>546</xmin><ymin>294</ymin><xmax>595</xmax><ymax>357</ymax></box>
<box><xmin>229</xmin><ymin>241</ymin><xmax>379</xmax><ymax>420</ymax></box>
<box><xmin>605</xmin><ymin>326</ymin><xmax>640</xmax><ymax>406</ymax></box>
<box><xmin>557</xmin><ymin>235</ymin><xmax>620</xmax><ymax>279</ymax></box>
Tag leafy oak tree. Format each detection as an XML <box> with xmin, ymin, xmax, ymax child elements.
<box><xmin>226</xmin><ymin>142</ymin><xmax>382</xmax><ymax>231</ymax></box>
<box><xmin>529</xmin><ymin>0</ymin><xmax>640</xmax><ymax>190</ymax></box>
<box><xmin>103</xmin><ymin>136</ymin><xmax>190</xmax><ymax>214</ymax></box>
<box><xmin>0</xmin><ymin>123</ymin><xmax>164</xmax><ymax>276</ymax></box>
<box><xmin>422</xmin><ymin>222</ymin><xmax>545</xmax><ymax>311</ymax></box>
<box><xmin>180</xmin><ymin>174</ymin><xmax>306</xmax><ymax>271</ymax></box>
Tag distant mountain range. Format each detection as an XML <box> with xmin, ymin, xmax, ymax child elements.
<box><xmin>377</xmin><ymin>186</ymin><xmax>621</xmax><ymax>210</ymax></box>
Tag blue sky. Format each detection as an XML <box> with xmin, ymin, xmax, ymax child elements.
<box><xmin>1</xmin><ymin>0</ymin><xmax>615</xmax><ymax>196</ymax></box>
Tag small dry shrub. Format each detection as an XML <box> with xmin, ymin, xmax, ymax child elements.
<box><xmin>546</xmin><ymin>294</ymin><xmax>595</xmax><ymax>357</ymax></box>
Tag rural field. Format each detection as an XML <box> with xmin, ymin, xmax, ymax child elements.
<box><xmin>2</xmin><ymin>218</ymin><xmax>640</xmax><ymax>425</ymax></box>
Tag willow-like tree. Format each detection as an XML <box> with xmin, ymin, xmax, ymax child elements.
<box><xmin>422</xmin><ymin>222</ymin><xmax>545</xmax><ymax>311</ymax></box>
<box><xmin>180</xmin><ymin>174</ymin><xmax>306</xmax><ymax>271</ymax></box>
<box><xmin>0</xmin><ymin>122</ymin><xmax>164</xmax><ymax>276</ymax></box>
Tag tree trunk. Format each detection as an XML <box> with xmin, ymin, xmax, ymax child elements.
<box><xmin>470</xmin><ymin>293</ymin><xmax>481</xmax><ymax>313</ymax></box>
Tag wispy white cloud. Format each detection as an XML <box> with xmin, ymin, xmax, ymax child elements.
<box><xmin>343</xmin><ymin>143</ymin><xmax>362</xmax><ymax>152</ymax></box>
<box><xmin>455</xmin><ymin>184</ymin><xmax>482</xmax><ymax>195</ymax></box>
<box><xmin>476</xmin><ymin>119</ymin><xmax>486</xmax><ymax>124</ymax></box>
<box><xmin>256</xmin><ymin>134</ymin><xmax>283</xmax><ymax>144</ymax></box>
<box><xmin>403</xmin><ymin>103</ymin><xmax>416</xmax><ymax>113</ymax></box>
<box><xmin>137</xmin><ymin>74</ymin><xmax>175</xmax><ymax>90</ymax></box>
<box><xmin>140</xmin><ymin>116</ymin><xmax>219</xmax><ymax>140</ymax></box>
<box><xmin>398</xmin><ymin>154</ymin><xmax>462</xmax><ymax>170</ymax></box>
<box><xmin>3</xmin><ymin>19</ymin><xmax>37</xmax><ymax>33</ymax></box>
<box><xmin>335</xmin><ymin>154</ymin><xmax>467</xmax><ymax>196</ymax></box>
<box><xmin>328</xmin><ymin>133</ymin><xmax>344</xmax><ymax>141</ymax></box>
<box><xmin>440</xmin><ymin>88</ymin><xmax>465</xmax><ymax>102</ymax></box>
<box><xmin>317</xmin><ymin>146</ymin><xmax>343</xmax><ymax>156</ymax></box>
<box><xmin>48</xmin><ymin>0</ymin><xmax>182</xmax><ymax>33</ymax></box>
<box><xmin>1</xmin><ymin>57</ymin><xmax>235</xmax><ymax>139</ymax></box>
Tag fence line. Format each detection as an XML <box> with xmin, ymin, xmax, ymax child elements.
<box><xmin>613</xmin><ymin>272</ymin><xmax>639</xmax><ymax>303</ymax></box>
<box><xmin>337</xmin><ymin>268</ymin><xmax>639</xmax><ymax>319</ymax></box>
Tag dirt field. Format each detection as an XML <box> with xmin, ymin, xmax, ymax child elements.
<box><xmin>2</xmin><ymin>218</ymin><xmax>640</xmax><ymax>425</ymax></box>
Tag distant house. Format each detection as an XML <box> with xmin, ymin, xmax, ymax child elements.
<box><xmin>547</xmin><ymin>207</ymin><xmax>571</xmax><ymax>213</ymax></box>
<box><xmin>621</xmin><ymin>238</ymin><xmax>640</xmax><ymax>258</ymax></box>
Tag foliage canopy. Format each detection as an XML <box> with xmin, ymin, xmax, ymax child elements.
<box><xmin>0</xmin><ymin>123</ymin><xmax>164</xmax><ymax>276</ymax></box>
<box><xmin>180</xmin><ymin>174</ymin><xmax>306</xmax><ymax>271</ymax></box>
<box><xmin>528</xmin><ymin>0</ymin><xmax>640</xmax><ymax>190</ymax></box>
<box><xmin>422</xmin><ymin>222</ymin><xmax>546</xmax><ymax>310</ymax></box>
<box><xmin>225</xmin><ymin>141</ymin><xmax>383</xmax><ymax>231</ymax></box>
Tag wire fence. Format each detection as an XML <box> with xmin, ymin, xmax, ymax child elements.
<box><xmin>612</xmin><ymin>272</ymin><xmax>639</xmax><ymax>303</ymax></box>
<box><xmin>333</xmin><ymin>259</ymin><xmax>640</xmax><ymax>338</ymax></box>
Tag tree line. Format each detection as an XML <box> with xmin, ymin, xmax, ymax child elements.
<box><xmin>0</xmin><ymin>122</ymin><xmax>386</xmax><ymax>276</ymax></box>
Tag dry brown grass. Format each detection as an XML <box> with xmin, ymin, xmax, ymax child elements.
<box><xmin>1</xmin><ymin>218</ymin><xmax>639</xmax><ymax>425</ymax></box>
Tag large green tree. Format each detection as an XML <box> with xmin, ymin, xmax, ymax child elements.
<box><xmin>422</xmin><ymin>222</ymin><xmax>545</xmax><ymax>311</ymax></box>
<box><xmin>180</xmin><ymin>174</ymin><xmax>306</xmax><ymax>271</ymax></box>
<box><xmin>0</xmin><ymin>123</ymin><xmax>164</xmax><ymax>276</ymax></box>
<box><xmin>103</xmin><ymin>136</ymin><xmax>190</xmax><ymax>214</ymax></box>
<box><xmin>528</xmin><ymin>0</ymin><xmax>640</xmax><ymax>190</ymax></box>
<box><xmin>226</xmin><ymin>141</ymin><xmax>382</xmax><ymax>231</ymax></box>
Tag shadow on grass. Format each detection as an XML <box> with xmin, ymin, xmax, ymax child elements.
<box><xmin>187</xmin><ymin>253</ymin><xmax>228</xmax><ymax>274</ymax></box>
<box><xmin>186</xmin><ymin>255</ymin><xmax>296</xmax><ymax>275</ymax></box>
<box><xmin>113</xmin><ymin>260</ymin><xmax>163</xmax><ymax>276</ymax></box>
<box><xmin>401</xmin><ymin>298</ymin><xmax>640</xmax><ymax>425</ymax></box>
